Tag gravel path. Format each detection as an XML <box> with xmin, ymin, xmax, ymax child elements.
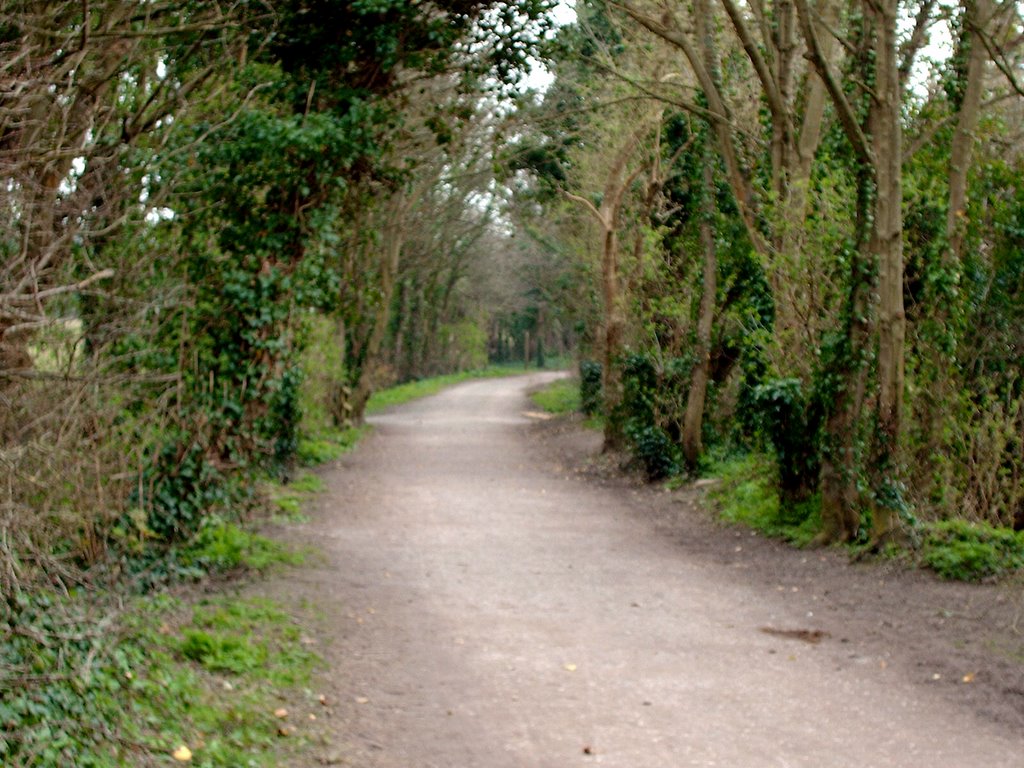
<box><xmin>272</xmin><ymin>373</ymin><xmax>1024</xmax><ymax>767</ymax></box>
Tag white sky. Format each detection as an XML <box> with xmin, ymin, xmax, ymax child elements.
<box><xmin>521</xmin><ymin>0</ymin><xmax>578</xmax><ymax>92</ymax></box>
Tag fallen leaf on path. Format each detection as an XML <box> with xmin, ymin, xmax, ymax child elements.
<box><xmin>355</xmin><ymin>696</ymin><xmax>369</xmax><ymax>704</ymax></box>
<box><xmin>172</xmin><ymin>745</ymin><xmax>192</xmax><ymax>762</ymax></box>
<box><xmin>962</xmin><ymin>673</ymin><xmax>976</xmax><ymax>683</ymax></box>
<box><xmin>563</xmin><ymin>663</ymin><xmax>577</xmax><ymax>672</ymax></box>
<box><xmin>274</xmin><ymin>708</ymin><xmax>288</xmax><ymax>719</ymax></box>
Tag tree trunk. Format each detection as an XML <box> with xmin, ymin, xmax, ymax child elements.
<box><xmin>564</xmin><ymin>123</ymin><xmax>649</xmax><ymax>452</ymax></box>
<box><xmin>772</xmin><ymin>0</ymin><xmax>839</xmax><ymax>370</ymax></box>
<box><xmin>600</xmin><ymin>224</ymin><xmax>626</xmax><ymax>449</ymax></box>
<box><xmin>867</xmin><ymin>0</ymin><xmax>906</xmax><ymax>544</ymax></box>
<box><xmin>681</xmin><ymin>149</ymin><xmax>718</xmax><ymax>469</ymax></box>
<box><xmin>329</xmin><ymin>316</ymin><xmax>352</xmax><ymax>427</ymax></box>
<box><xmin>814</xmin><ymin>164</ymin><xmax>874</xmax><ymax>545</ymax></box>
<box><xmin>947</xmin><ymin>0</ymin><xmax>988</xmax><ymax>264</ymax></box>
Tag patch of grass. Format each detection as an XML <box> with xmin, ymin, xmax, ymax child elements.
<box><xmin>296</xmin><ymin>425</ymin><xmax>368</xmax><ymax>466</ymax></box>
<box><xmin>287</xmin><ymin>472</ymin><xmax>324</xmax><ymax>494</ymax></box>
<box><xmin>703</xmin><ymin>453</ymin><xmax>822</xmax><ymax>547</ymax></box>
<box><xmin>185</xmin><ymin>597</ymin><xmax>317</xmax><ymax>687</ymax></box>
<box><xmin>921</xmin><ymin>520</ymin><xmax>1024</xmax><ymax>581</ymax></box>
<box><xmin>530</xmin><ymin>378</ymin><xmax>580</xmax><ymax>415</ymax></box>
<box><xmin>182</xmin><ymin>518</ymin><xmax>303</xmax><ymax>572</ymax></box>
<box><xmin>264</xmin><ymin>467</ymin><xmax>333</xmax><ymax>524</ymax></box>
<box><xmin>0</xmin><ymin>591</ymin><xmax>321</xmax><ymax>767</ymax></box>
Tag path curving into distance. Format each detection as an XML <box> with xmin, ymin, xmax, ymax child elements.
<box><xmin>278</xmin><ymin>372</ymin><xmax>1023</xmax><ymax>768</ymax></box>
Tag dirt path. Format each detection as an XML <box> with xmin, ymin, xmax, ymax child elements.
<box><xmin>269</xmin><ymin>373</ymin><xmax>1024</xmax><ymax>767</ymax></box>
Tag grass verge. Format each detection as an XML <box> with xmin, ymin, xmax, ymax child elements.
<box><xmin>529</xmin><ymin>377</ymin><xmax>580</xmax><ymax>415</ymax></box>
<box><xmin>297</xmin><ymin>426</ymin><xmax>368</xmax><ymax>467</ymax></box>
<box><xmin>529</xmin><ymin>376</ymin><xmax>603</xmax><ymax>431</ymax></box>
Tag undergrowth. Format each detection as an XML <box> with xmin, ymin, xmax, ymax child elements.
<box><xmin>921</xmin><ymin>520</ymin><xmax>1024</xmax><ymax>581</ymax></box>
<box><xmin>703</xmin><ymin>453</ymin><xmax>823</xmax><ymax>548</ymax></box>
<box><xmin>701</xmin><ymin>453</ymin><xmax>1024</xmax><ymax>581</ymax></box>
<box><xmin>0</xmin><ymin>588</ymin><xmax>322</xmax><ymax>767</ymax></box>
<box><xmin>1</xmin><ymin>470</ymin><xmax>327</xmax><ymax>766</ymax></box>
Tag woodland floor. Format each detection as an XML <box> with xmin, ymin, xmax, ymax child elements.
<box><xmin>257</xmin><ymin>372</ymin><xmax>1024</xmax><ymax>767</ymax></box>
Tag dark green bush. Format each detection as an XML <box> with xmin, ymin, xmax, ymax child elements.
<box><xmin>579</xmin><ymin>360</ymin><xmax>602</xmax><ymax>416</ymax></box>
<box><xmin>618</xmin><ymin>354</ymin><xmax>683</xmax><ymax>479</ymax></box>
<box><xmin>750</xmin><ymin>378</ymin><xmax>822</xmax><ymax>503</ymax></box>
<box><xmin>625</xmin><ymin>421</ymin><xmax>680</xmax><ymax>479</ymax></box>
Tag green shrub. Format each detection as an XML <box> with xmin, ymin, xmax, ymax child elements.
<box><xmin>617</xmin><ymin>354</ymin><xmax>683</xmax><ymax>480</ymax></box>
<box><xmin>922</xmin><ymin>520</ymin><xmax>1024</xmax><ymax>581</ymax></box>
<box><xmin>298</xmin><ymin>314</ymin><xmax>349</xmax><ymax>435</ymax></box>
<box><xmin>626</xmin><ymin>421</ymin><xmax>679</xmax><ymax>480</ymax></box>
<box><xmin>749</xmin><ymin>378</ymin><xmax>822</xmax><ymax>503</ymax></box>
<box><xmin>578</xmin><ymin>360</ymin><xmax>602</xmax><ymax>416</ymax></box>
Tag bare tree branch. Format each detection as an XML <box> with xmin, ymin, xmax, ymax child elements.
<box><xmin>793</xmin><ymin>0</ymin><xmax>874</xmax><ymax>166</ymax></box>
